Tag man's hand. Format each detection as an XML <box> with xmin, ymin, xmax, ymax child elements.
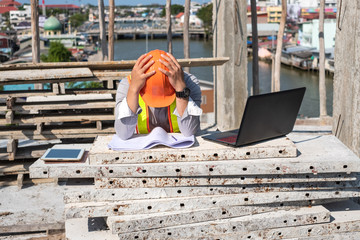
<box><xmin>159</xmin><ymin>52</ymin><xmax>186</xmax><ymax>92</ymax></box>
<box><xmin>127</xmin><ymin>54</ymin><xmax>155</xmax><ymax>113</ymax></box>
<box><xmin>129</xmin><ymin>53</ymin><xmax>156</xmax><ymax>94</ymax></box>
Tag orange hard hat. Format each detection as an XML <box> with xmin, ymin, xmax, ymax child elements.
<box><xmin>140</xmin><ymin>49</ymin><xmax>175</xmax><ymax>108</ymax></box>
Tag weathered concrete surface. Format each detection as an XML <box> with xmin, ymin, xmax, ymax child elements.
<box><xmin>0</xmin><ymin>183</ymin><xmax>66</xmax><ymax>234</ymax></box>
<box><xmin>107</xmin><ymin>204</ymin><xmax>302</xmax><ymax>234</ymax></box>
<box><xmin>65</xmin><ymin>218</ymin><xmax>117</xmax><ymax>240</ymax></box>
<box><xmin>198</xmin><ymin>199</ymin><xmax>360</xmax><ymax>239</ymax></box>
<box><xmin>90</xmin><ymin>135</ymin><xmax>297</xmax><ymax>164</ymax></box>
<box><xmin>333</xmin><ymin>0</ymin><xmax>360</xmax><ymax>157</ymax></box>
<box><xmin>117</xmin><ymin>206</ymin><xmax>329</xmax><ymax>239</ymax></box>
<box><xmin>213</xmin><ymin>0</ymin><xmax>248</xmax><ymax>131</ymax></box>
<box><xmin>65</xmin><ymin>185</ymin><xmax>352</xmax><ymax>204</ymax></box>
<box><xmin>95</xmin><ymin>176</ymin><xmax>359</xmax><ymax>189</ymax></box>
<box><xmin>93</xmin><ymin>173</ymin><xmax>358</xmax><ymax>188</ymax></box>
<box><xmin>64</xmin><ymin>190</ymin><xmax>358</xmax><ymax>219</ymax></box>
<box><xmin>29</xmin><ymin>134</ymin><xmax>360</xmax><ymax>178</ymax></box>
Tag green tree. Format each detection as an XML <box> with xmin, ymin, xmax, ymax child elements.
<box><xmin>197</xmin><ymin>3</ymin><xmax>213</xmax><ymax>34</ymax></box>
<box><xmin>69</xmin><ymin>13</ymin><xmax>88</xmax><ymax>29</ymax></box>
<box><xmin>160</xmin><ymin>4</ymin><xmax>184</xmax><ymax>17</ymax></box>
<box><xmin>41</xmin><ymin>41</ymin><xmax>71</xmax><ymax>62</ymax></box>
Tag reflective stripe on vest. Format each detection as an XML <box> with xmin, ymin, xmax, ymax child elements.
<box><xmin>127</xmin><ymin>75</ymin><xmax>180</xmax><ymax>134</ymax></box>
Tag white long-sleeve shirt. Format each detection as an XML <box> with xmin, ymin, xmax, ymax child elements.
<box><xmin>115</xmin><ymin>72</ymin><xmax>203</xmax><ymax>140</ymax></box>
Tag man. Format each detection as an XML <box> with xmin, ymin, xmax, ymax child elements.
<box><xmin>115</xmin><ymin>49</ymin><xmax>203</xmax><ymax>140</ymax></box>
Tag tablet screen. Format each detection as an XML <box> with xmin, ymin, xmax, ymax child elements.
<box><xmin>42</xmin><ymin>149</ymin><xmax>84</xmax><ymax>160</ymax></box>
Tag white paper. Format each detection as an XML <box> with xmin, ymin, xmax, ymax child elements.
<box><xmin>108</xmin><ymin>127</ymin><xmax>195</xmax><ymax>151</ymax></box>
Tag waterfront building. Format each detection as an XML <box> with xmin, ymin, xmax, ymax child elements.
<box><xmin>0</xmin><ymin>0</ymin><xmax>20</xmax><ymax>14</ymax></box>
<box><xmin>298</xmin><ymin>19</ymin><xmax>336</xmax><ymax>50</ymax></box>
<box><xmin>267</xmin><ymin>6</ymin><xmax>282</xmax><ymax>23</ymax></box>
<box><xmin>9</xmin><ymin>4</ymin><xmax>30</xmax><ymax>27</ymax></box>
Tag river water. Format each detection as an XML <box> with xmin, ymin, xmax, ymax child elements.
<box><xmin>113</xmin><ymin>38</ymin><xmax>333</xmax><ymax>118</ymax></box>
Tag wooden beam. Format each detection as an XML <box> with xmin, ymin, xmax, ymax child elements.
<box><xmin>0</xmin><ymin>89</ymin><xmax>117</xmax><ymax>98</ymax></box>
<box><xmin>5</xmin><ymin>111</ymin><xmax>14</xmax><ymax>124</ymax></box>
<box><xmin>6</xmin><ymin>97</ymin><xmax>15</xmax><ymax>109</ymax></box>
<box><xmin>17</xmin><ymin>173</ymin><xmax>24</xmax><ymax>189</ymax></box>
<box><xmin>0</xmin><ymin>68</ymin><xmax>93</xmax><ymax>82</ymax></box>
<box><xmin>7</xmin><ymin>139</ymin><xmax>18</xmax><ymax>161</ymax></box>
<box><xmin>0</xmin><ymin>57</ymin><xmax>229</xmax><ymax>71</ymax></box>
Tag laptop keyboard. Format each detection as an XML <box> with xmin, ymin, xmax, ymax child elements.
<box><xmin>218</xmin><ymin>135</ymin><xmax>237</xmax><ymax>144</ymax></box>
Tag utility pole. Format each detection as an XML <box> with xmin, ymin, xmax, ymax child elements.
<box><xmin>166</xmin><ymin>0</ymin><xmax>172</xmax><ymax>54</ymax></box>
<box><xmin>250</xmin><ymin>0</ymin><xmax>259</xmax><ymax>95</ymax></box>
<box><xmin>213</xmin><ymin>0</ymin><xmax>248</xmax><ymax>130</ymax></box>
<box><xmin>183</xmin><ymin>0</ymin><xmax>191</xmax><ymax>73</ymax></box>
<box><xmin>273</xmin><ymin>0</ymin><xmax>287</xmax><ymax>92</ymax></box>
<box><xmin>319</xmin><ymin>0</ymin><xmax>327</xmax><ymax>117</ymax></box>
<box><xmin>98</xmin><ymin>0</ymin><xmax>108</xmax><ymax>60</ymax></box>
<box><xmin>108</xmin><ymin>0</ymin><xmax>115</xmax><ymax>61</ymax></box>
<box><xmin>31</xmin><ymin>0</ymin><xmax>40</xmax><ymax>64</ymax></box>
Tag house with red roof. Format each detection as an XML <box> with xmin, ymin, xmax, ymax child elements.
<box><xmin>0</xmin><ymin>0</ymin><xmax>21</xmax><ymax>14</ymax></box>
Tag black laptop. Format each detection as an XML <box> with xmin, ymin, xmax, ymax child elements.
<box><xmin>202</xmin><ymin>87</ymin><xmax>306</xmax><ymax>147</ymax></box>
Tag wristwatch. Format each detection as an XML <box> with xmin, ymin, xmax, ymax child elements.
<box><xmin>176</xmin><ymin>87</ymin><xmax>191</xmax><ymax>99</ymax></box>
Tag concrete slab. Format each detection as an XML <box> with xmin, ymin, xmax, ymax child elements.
<box><xmin>90</xmin><ymin>135</ymin><xmax>297</xmax><ymax>164</ymax></box>
<box><xmin>64</xmin><ymin>189</ymin><xmax>359</xmax><ymax>219</ymax></box>
<box><xmin>29</xmin><ymin>135</ymin><xmax>360</xmax><ymax>178</ymax></box>
<box><xmin>94</xmin><ymin>177</ymin><xmax>359</xmax><ymax>190</ymax></box>
<box><xmin>0</xmin><ymin>183</ymin><xmax>65</xmax><ymax>234</ymax></box>
<box><xmin>118</xmin><ymin>205</ymin><xmax>329</xmax><ymax>239</ymax></box>
<box><xmin>199</xmin><ymin>200</ymin><xmax>360</xmax><ymax>240</ymax></box>
<box><xmin>107</xmin><ymin>203</ymin><xmax>306</xmax><ymax>234</ymax></box>
<box><xmin>65</xmin><ymin>218</ymin><xmax>118</xmax><ymax>240</ymax></box>
<box><xmin>92</xmin><ymin>173</ymin><xmax>359</xmax><ymax>188</ymax></box>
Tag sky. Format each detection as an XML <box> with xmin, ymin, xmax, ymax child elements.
<box><xmin>17</xmin><ymin>0</ymin><xmax>210</xmax><ymax>6</ymax></box>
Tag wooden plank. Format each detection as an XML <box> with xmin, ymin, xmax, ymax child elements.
<box><xmin>96</xmin><ymin>121</ymin><xmax>102</xmax><ymax>130</ymax></box>
<box><xmin>36</xmin><ymin>123</ymin><xmax>43</xmax><ymax>134</ymax></box>
<box><xmin>0</xmin><ymin>57</ymin><xmax>230</xmax><ymax>71</ymax></box>
<box><xmin>7</xmin><ymin>139</ymin><xmax>18</xmax><ymax>161</ymax></box>
<box><xmin>59</xmin><ymin>83</ymin><xmax>65</xmax><ymax>95</ymax></box>
<box><xmin>52</xmin><ymin>83</ymin><xmax>59</xmax><ymax>94</ymax></box>
<box><xmin>0</xmin><ymin>113</ymin><xmax>114</xmax><ymax>125</ymax></box>
<box><xmin>90</xmin><ymin>135</ymin><xmax>298</xmax><ymax>164</ymax></box>
<box><xmin>64</xmin><ymin>190</ymin><xmax>358</xmax><ymax>219</ymax></box>
<box><xmin>1</xmin><ymin>76</ymin><xmax>101</xmax><ymax>85</ymax></box>
<box><xmin>5</xmin><ymin>110</ymin><xmax>13</xmax><ymax>124</ymax></box>
<box><xmin>17</xmin><ymin>173</ymin><xmax>24</xmax><ymax>189</ymax></box>
<box><xmin>10</xmin><ymin>101</ymin><xmax>116</xmax><ymax>112</ymax></box>
<box><xmin>6</xmin><ymin>96</ymin><xmax>15</xmax><ymax>109</ymax></box>
<box><xmin>1</xmin><ymin>126</ymin><xmax>115</xmax><ymax>140</ymax></box>
<box><xmin>92</xmin><ymin>173</ymin><xmax>358</xmax><ymax>188</ymax></box>
<box><xmin>0</xmin><ymin>68</ymin><xmax>93</xmax><ymax>82</ymax></box>
<box><xmin>0</xmin><ymin>89</ymin><xmax>117</xmax><ymax>98</ymax></box>
<box><xmin>116</xmin><ymin>206</ymin><xmax>329</xmax><ymax>239</ymax></box>
<box><xmin>0</xmin><ymin>162</ymin><xmax>31</xmax><ymax>176</ymax></box>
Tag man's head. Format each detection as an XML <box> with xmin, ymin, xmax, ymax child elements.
<box><xmin>140</xmin><ymin>49</ymin><xmax>176</xmax><ymax>108</ymax></box>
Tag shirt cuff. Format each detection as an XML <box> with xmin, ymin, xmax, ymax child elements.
<box><xmin>173</xmin><ymin>97</ymin><xmax>203</xmax><ymax>118</ymax></box>
<box><xmin>117</xmin><ymin>97</ymin><xmax>142</xmax><ymax>119</ymax></box>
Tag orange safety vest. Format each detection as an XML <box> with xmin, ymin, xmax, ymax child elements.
<box><xmin>127</xmin><ymin>75</ymin><xmax>180</xmax><ymax>134</ymax></box>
